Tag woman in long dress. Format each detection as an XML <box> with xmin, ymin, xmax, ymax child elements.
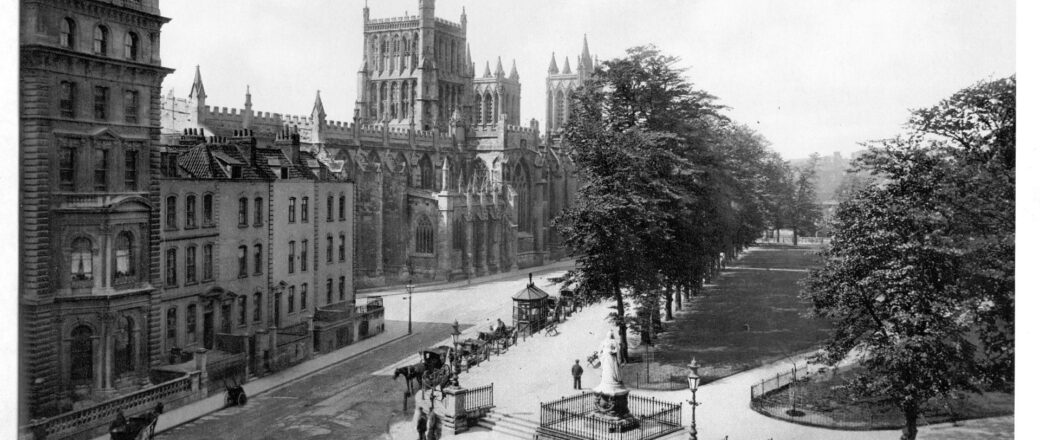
<box><xmin>596</xmin><ymin>333</ymin><xmax>624</xmax><ymax>391</ymax></box>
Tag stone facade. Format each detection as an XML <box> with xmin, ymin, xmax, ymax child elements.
<box><xmin>156</xmin><ymin>129</ymin><xmax>358</xmax><ymax>373</ymax></box>
<box><xmin>159</xmin><ymin>1</ymin><xmax>589</xmax><ymax>288</ymax></box>
<box><xmin>19</xmin><ymin>0</ymin><xmax>173</xmax><ymax>420</ymax></box>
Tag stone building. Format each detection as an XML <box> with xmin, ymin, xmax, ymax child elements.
<box><xmin>157</xmin><ymin>128</ymin><xmax>365</xmax><ymax>374</ymax></box>
<box><xmin>19</xmin><ymin>0</ymin><xmax>173</xmax><ymax>419</ymax></box>
<box><xmin>160</xmin><ymin>1</ymin><xmax>591</xmax><ymax>288</ymax></box>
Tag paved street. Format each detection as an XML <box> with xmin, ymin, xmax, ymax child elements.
<box><xmin>157</xmin><ymin>266</ymin><xmax>573</xmax><ymax>440</ymax></box>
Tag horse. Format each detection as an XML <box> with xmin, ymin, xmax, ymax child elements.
<box><xmin>420</xmin><ymin>366</ymin><xmax>455</xmax><ymax>401</ymax></box>
<box><xmin>393</xmin><ymin>363</ymin><xmax>425</xmax><ymax>395</ymax></box>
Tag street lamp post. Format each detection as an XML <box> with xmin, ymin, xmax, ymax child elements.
<box><xmin>687</xmin><ymin>358</ymin><xmax>701</xmax><ymax>440</ymax></box>
<box><xmin>450</xmin><ymin>320</ymin><xmax>461</xmax><ymax>374</ymax></box>
<box><xmin>405</xmin><ymin>279</ymin><xmax>415</xmax><ymax>335</ymax></box>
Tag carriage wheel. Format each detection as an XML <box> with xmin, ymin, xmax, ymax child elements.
<box><xmin>237</xmin><ymin>393</ymin><xmax>248</xmax><ymax>406</ymax></box>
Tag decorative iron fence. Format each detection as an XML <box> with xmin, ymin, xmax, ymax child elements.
<box><xmin>23</xmin><ymin>371</ymin><xmax>199</xmax><ymax>440</ymax></box>
<box><xmin>538</xmin><ymin>392</ymin><xmax>683</xmax><ymax>440</ymax></box>
<box><xmin>462</xmin><ymin>383</ymin><xmax>494</xmax><ymax>413</ymax></box>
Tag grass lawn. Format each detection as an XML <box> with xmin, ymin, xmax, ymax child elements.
<box><xmin>754</xmin><ymin>365</ymin><xmax>1014</xmax><ymax>429</ymax></box>
<box><xmin>621</xmin><ymin>243</ymin><xmax>833</xmax><ymax>388</ymax></box>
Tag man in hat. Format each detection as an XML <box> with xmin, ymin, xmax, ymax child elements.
<box><xmin>571</xmin><ymin>359</ymin><xmax>584</xmax><ymax>389</ymax></box>
<box><xmin>416</xmin><ymin>407</ymin><xmax>428</xmax><ymax>440</ymax></box>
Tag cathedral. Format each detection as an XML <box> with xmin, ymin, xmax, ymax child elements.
<box><xmin>161</xmin><ymin>0</ymin><xmax>593</xmax><ymax>288</ymax></box>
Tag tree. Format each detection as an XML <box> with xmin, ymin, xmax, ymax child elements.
<box><xmin>801</xmin><ymin>76</ymin><xmax>1014</xmax><ymax>440</ymax></box>
<box><xmin>790</xmin><ymin>153</ymin><xmax>822</xmax><ymax>244</ymax></box>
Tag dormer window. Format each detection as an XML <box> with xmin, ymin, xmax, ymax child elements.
<box><xmin>230</xmin><ymin>165</ymin><xmax>242</xmax><ymax>178</ymax></box>
<box><xmin>281</xmin><ymin>168</ymin><xmax>289</xmax><ymax>179</ymax></box>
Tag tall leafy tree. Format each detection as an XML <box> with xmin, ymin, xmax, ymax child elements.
<box><xmin>801</xmin><ymin>76</ymin><xmax>1014</xmax><ymax>440</ymax></box>
<box><xmin>790</xmin><ymin>153</ymin><xmax>822</xmax><ymax>244</ymax></box>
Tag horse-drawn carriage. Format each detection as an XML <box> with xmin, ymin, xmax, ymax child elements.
<box><xmin>477</xmin><ymin>323</ymin><xmax>517</xmax><ymax>354</ymax></box>
<box><xmin>109</xmin><ymin>403</ymin><xmax>163</xmax><ymax>440</ymax></box>
<box><xmin>394</xmin><ymin>345</ymin><xmax>458</xmax><ymax>399</ymax></box>
<box><xmin>455</xmin><ymin>338</ymin><xmax>488</xmax><ymax>370</ymax></box>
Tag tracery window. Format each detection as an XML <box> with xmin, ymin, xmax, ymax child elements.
<box><xmin>419</xmin><ymin>155</ymin><xmax>434</xmax><ymax>189</ymax></box>
<box><xmin>415</xmin><ymin>216</ymin><xmax>434</xmax><ymax>254</ymax></box>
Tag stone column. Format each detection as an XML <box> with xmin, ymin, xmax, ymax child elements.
<box><xmin>489</xmin><ymin>219</ymin><xmax>500</xmax><ymax>273</ymax></box>
<box><xmin>482</xmin><ymin>219</ymin><xmax>491</xmax><ymax>274</ymax></box>
<box><xmin>474</xmin><ymin>218</ymin><xmax>486</xmax><ymax>277</ymax></box>
<box><xmin>508</xmin><ymin>224</ymin><xmax>519</xmax><ymax>272</ymax></box>
<box><xmin>373</xmin><ymin>168</ymin><xmax>384</xmax><ymax>277</ymax></box>
<box><xmin>464</xmin><ymin>217</ymin><xmax>475</xmax><ymax>278</ymax></box>
<box><xmin>437</xmin><ymin>195</ymin><xmax>453</xmax><ymax>281</ymax></box>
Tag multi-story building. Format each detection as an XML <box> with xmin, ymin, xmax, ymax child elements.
<box><xmin>157</xmin><ymin>128</ymin><xmax>360</xmax><ymax>371</ymax></box>
<box><xmin>19</xmin><ymin>0</ymin><xmax>173</xmax><ymax>419</ymax></box>
<box><xmin>160</xmin><ymin>0</ymin><xmax>592</xmax><ymax>288</ymax></box>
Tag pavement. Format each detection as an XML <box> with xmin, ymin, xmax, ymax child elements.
<box><xmin>382</xmin><ymin>245</ymin><xmax>1014</xmax><ymax>440</ymax></box>
<box><xmin>90</xmin><ymin>323</ymin><xmax>409</xmax><ymax>440</ymax></box>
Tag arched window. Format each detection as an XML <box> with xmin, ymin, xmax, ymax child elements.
<box><xmin>238</xmin><ymin>245</ymin><xmax>248</xmax><ymax>277</ymax></box>
<box><xmin>254</xmin><ymin>197</ymin><xmax>263</xmax><ymax>226</ymax></box>
<box><xmin>165</xmin><ymin>195</ymin><xmax>177</xmax><ymax>228</ymax></box>
<box><xmin>288</xmin><ymin>241</ymin><xmax>296</xmax><ymax>273</ymax></box>
<box><xmin>124</xmin><ymin>32</ymin><xmax>138</xmax><ymax>60</ymax></box>
<box><xmin>253</xmin><ymin>244</ymin><xmax>262</xmax><ymax>275</ymax></box>
<box><xmin>185</xmin><ymin>195</ymin><xmax>196</xmax><ymax>228</ymax></box>
<box><xmin>338</xmin><ymin>195</ymin><xmax>346</xmax><ymax>220</ymax></box>
<box><xmin>338</xmin><ymin>234</ymin><xmax>346</xmax><ymax>261</ymax></box>
<box><xmin>482</xmin><ymin>92</ymin><xmax>492</xmax><ymax>125</ymax></box>
<box><xmin>554</xmin><ymin>90</ymin><xmax>566</xmax><ymax>129</ymax></box>
<box><xmin>472</xmin><ymin>160</ymin><xmax>489</xmax><ymax>190</ymax></box>
<box><xmin>114</xmin><ymin>231</ymin><xmax>134</xmax><ymax>279</ymax></box>
<box><xmin>514</xmin><ymin>162</ymin><xmax>531</xmax><ymax>233</ymax></box>
<box><xmin>238</xmin><ymin>197</ymin><xmax>248</xmax><ymax>226</ymax></box>
<box><xmin>165</xmin><ymin>248</ymin><xmax>177</xmax><ymax>286</ymax></box>
<box><xmin>253</xmin><ymin>291</ymin><xmax>262</xmax><ymax>322</ymax></box>
<box><xmin>326</xmin><ymin>195</ymin><xmax>334</xmax><ymax>221</ymax></box>
<box><xmin>326</xmin><ymin>278</ymin><xmax>333</xmax><ymax>305</ymax></box>
<box><xmin>60</xmin><ymin>18</ymin><xmax>76</xmax><ymax>49</ymax></box>
<box><xmin>93</xmin><ymin>25</ymin><xmax>108</xmax><ymax>55</ymax></box>
<box><xmin>326</xmin><ymin>235</ymin><xmax>333</xmax><ymax>262</ymax></box>
<box><xmin>419</xmin><ymin>155</ymin><xmax>434</xmax><ymax>189</ymax></box>
<box><xmin>185</xmin><ymin>245</ymin><xmax>196</xmax><ymax>283</ymax></box>
<box><xmin>416</xmin><ymin>216</ymin><xmax>434</xmax><ymax>253</ymax></box>
<box><xmin>301</xmin><ymin>239</ymin><xmax>309</xmax><ymax>272</ymax></box>
<box><xmin>114</xmin><ymin>316</ymin><xmax>134</xmax><ymax>375</ymax></box>
<box><xmin>70</xmin><ymin>325</ymin><xmax>93</xmax><ymax>382</ymax></box>
<box><xmin>71</xmin><ymin>237</ymin><xmax>93</xmax><ymax>281</ymax></box>
<box><xmin>202</xmin><ymin>194</ymin><xmax>213</xmax><ymax>225</ymax></box>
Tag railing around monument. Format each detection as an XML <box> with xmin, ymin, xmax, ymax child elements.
<box><xmin>462</xmin><ymin>383</ymin><xmax>495</xmax><ymax>413</ymax></box>
<box><xmin>538</xmin><ymin>392</ymin><xmax>683</xmax><ymax>440</ymax></box>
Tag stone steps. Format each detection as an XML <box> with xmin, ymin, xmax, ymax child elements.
<box><xmin>475</xmin><ymin>410</ymin><xmax>539</xmax><ymax>439</ymax></box>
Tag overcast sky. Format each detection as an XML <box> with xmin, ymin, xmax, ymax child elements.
<box><xmin>160</xmin><ymin>0</ymin><xmax>1014</xmax><ymax>160</ymax></box>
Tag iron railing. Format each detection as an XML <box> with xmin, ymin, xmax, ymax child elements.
<box><xmin>538</xmin><ymin>392</ymin><xmax>683</xmax><ymax>440</ymax></box>
<box><xmin>462</xmin><ymin>383</ymin><xmax>495</xmax><ymax>413</ymax></box>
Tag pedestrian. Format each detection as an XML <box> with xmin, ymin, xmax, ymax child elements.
<box><xmin>416</xmin><ymin>407</ymin><xmax>428</xmax><ymax>440</ymax></box>
<box><xmin>426</xmin><ymin>403</ymin><xmax>441</xmax><ymax>440</ymax></box>
<box><xmin>571</xmin><ymin>359</ymin><xmax>584</xmax><ymax>389</ymax></box>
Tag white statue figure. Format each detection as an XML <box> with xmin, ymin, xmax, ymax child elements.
<box><xmin>595</xmin><ymin>333</ymin><xmax>625</xmax><ymax>393</ymax></box>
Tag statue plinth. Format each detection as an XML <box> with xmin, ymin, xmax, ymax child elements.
<box><xmin>591</xmin><ymin>390</ymin><xmax>640</xmax><ymax>432</ymax></box>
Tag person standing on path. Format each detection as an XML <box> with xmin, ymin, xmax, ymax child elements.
<box><xmin>416</xmin><ymin>407</ymin><xmax>428</xmax><ymax>440</ymax></box>
<box><xmin>571</xmin><ymin>359</ymin><xmax>584</xmax><ymax>389</ymax></box>
<box><xmin>426</xmin><ymin>403</ymin><xmax>441</xmax><ymax>440</ymax></box>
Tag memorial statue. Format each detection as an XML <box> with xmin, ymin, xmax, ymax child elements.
<box><xmin>594</xmin><ymin>333</ymin><xmax>624</xmax><ymax>394</ymax></box>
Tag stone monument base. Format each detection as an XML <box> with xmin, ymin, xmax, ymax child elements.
<box><xmin>593</xmin><ymin>390</ymin><xmax>640</xmax><ymax>432</ymax></box>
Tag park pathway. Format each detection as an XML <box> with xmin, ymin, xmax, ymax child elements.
<box><xmin>385</xmin><ymin>244</ymin><xmax>1013</xmax><ymax>440</ymax></box>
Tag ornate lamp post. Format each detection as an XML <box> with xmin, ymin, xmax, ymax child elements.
<box><xmin>687</xmin><ymin>358</ymin><xmax>701</xmax><ymax>440</ymax></box>
<box><xmin>405</xmin><ymin>279</ymin><xmax>415</xmax><ymax>334</ymax></box>
<box><xmin>451</xmin><ymin>320</ymin><xmax>461</xmax><ymax>351</ymax></box>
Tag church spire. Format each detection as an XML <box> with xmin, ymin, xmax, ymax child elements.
<box><xmin>580</xmin><ymin>34</ymin><xmax>594</xmax><ymax>71</ymax></box>
<box><xmin>494</xmin><ymin>56</ymin><xmax>505</xmax><ymax>78</ymax></box>
<box><xmin>189</xmin><ymin>65</ymin><xmax>206</xmax><ymax>100</ymax></box>
<box><xmin>312</xmin><ymin>90</ymin><xmax>326</xmax><ymax>118</ymax></box>
<box><xmin>561</xmin><ymin>56</ymin><xmax>572</xmax><ymax>75</ymax></box>
<box><xmin>508</xmin><ymin>59</ymin><xmax>519</xmax><ymax>81</ymax></box>
<box><xmin>483</xmin><ymin>60</ymin><xmax>492</xmax><ymax>78</ymax></box>
<box><xmin>244</xmin><ymin>85</ymin><xmax>252</xmax><ymax>107</ymax></box>
<box><xmin>548</xmin><ymin>52</ymin><xmax>559</xmax><ymax>74</ymax></box>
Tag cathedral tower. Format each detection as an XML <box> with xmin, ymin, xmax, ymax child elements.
<box><xmin>473</xmin><ymin>57</ymin><xmax>521</xmax><ymax>127</ymax></box>
<box><xmin>355</xmin><ymin>0</ymin><xmax>473</xmax><ymax>131</ymax></box>
<box><xmin>546</xmin><ymin>35</ymin><xmax>595</xmax><ymax>134</ymax></box>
